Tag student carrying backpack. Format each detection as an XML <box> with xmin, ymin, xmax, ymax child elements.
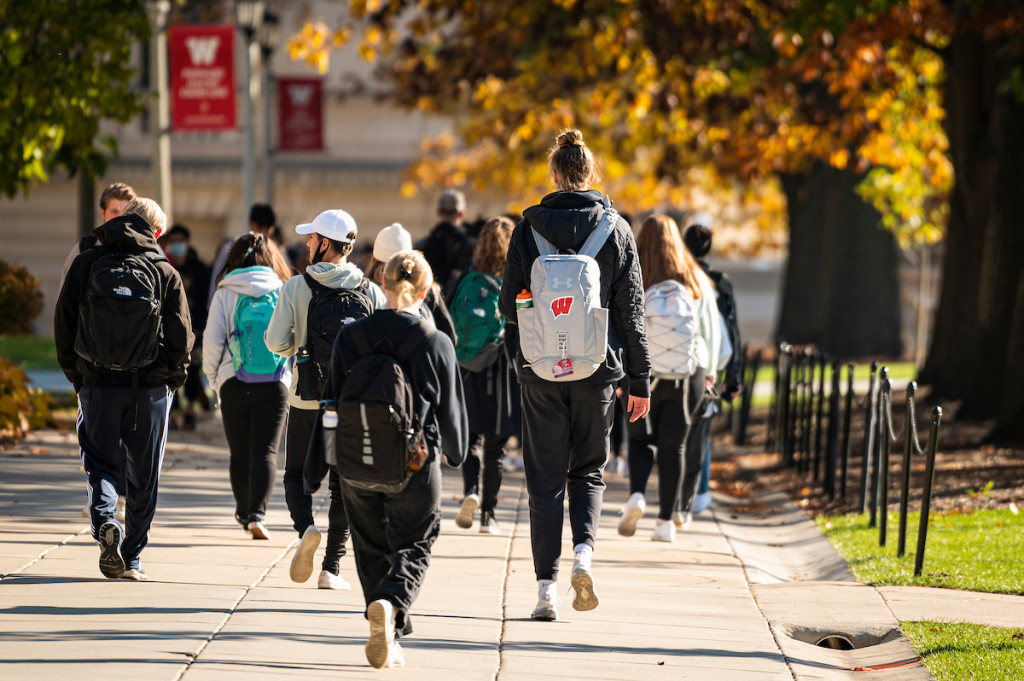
<box><xmin>266</xmin><ymin>209</ymin><xmax>386</xmax><ymax>591</ymax></box>
<box><xmin>321</xmin><ymin>250</ymin><xmax>467</xmax><ymax>670</ymax></box>
<box><xmin>203</xmin><ymin>234</ymin><xmax>294</xmax><ymax>540</ymax></box>
<box><xmin>498</xmin><ymin>130</ymin><xmax>651</xmax><ymax>622</ymax></box>
<box><xmin>451</xmin><ymin>217</ymin><xmax>521</xmax><ymax>535</ymax></box>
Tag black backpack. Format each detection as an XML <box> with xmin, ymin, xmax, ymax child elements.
<box><xmin>74</xmin><ymin>249</ymin><xmax>165</xmax><ymax>372</ymax></box>
<box><xmin>300</xmin><ymin>273</ymin><xmax>373</xmax><ymax>396</ymax></box>
<box><xmin>327</xmin><ymin>320</ymin><xmax>434</xmax><ymax>493</ymax></box>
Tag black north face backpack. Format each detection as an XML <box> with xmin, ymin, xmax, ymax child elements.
<box><xmin>300</xmin><ymin>273</ymin><xmax>374</xmax><ymax>397</ymax></box>
<box><xmin>326</xmin><ymin>319</ymin><xmax>434</xmax><ymax>493</ymax></box>
<box><xmin>74</xmin><ymin>249</ymin><xmax>165</xmax><ymax>372</ymax></box>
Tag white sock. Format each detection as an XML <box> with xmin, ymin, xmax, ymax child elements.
<box><xmin>538</xmin><ymin>579</ymin><xmax>557</xmax><ymax>600</ymax></box>
<box><xmin>572</xmin><ymin>544</ymin><xmax>593</xmax><ymax>567</ymax></box>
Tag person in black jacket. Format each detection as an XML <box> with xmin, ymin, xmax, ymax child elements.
<box><xmin>418</xmin><ymin>190</ymin><xmax>473</xmax><ymax>299</ymax></box>
<box><xmin>498</xmin><ymin>129</ymin><xmax>651</xmax><ymax>622</ymax></box>
<box><xmin>55</xmin><ymin>198</ymin><xmax>194</xmax><ymax>582</ymax></box>
<box><xmin>324</xmin><ymin>250</ymin><xmax>468</xmax><ymax>669</ymax></box>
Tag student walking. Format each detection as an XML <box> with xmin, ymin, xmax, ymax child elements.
<box><xmin>323</xmin><ymin>251</ymin><xmax>467</xmax><ymax>668</ymax></box>
<box><xmin>203</xmin><ymin>234</ymin><xmax>293</xmax><ymax>539</ymax></box>
<box><xmin>450</xmin><ymin>216</ymin><xmax>519</xmax><ymax>534</ymax></box>
<box><xmin>617</xmin><ymin>215</ymin><xmax>720</xmax><ymax>542</ymax></box>
<box><xmin>498</xmin><ymin>130</ymin><xmax>650</xmax><ymax>621</ymax></box>
<box><xmin>266</xmin><ymin>210</ymin><xmax>386</xmax><ymax>589</ymax></box>
<box><xmin>55</xmin><ymin>197</ymin><xmax>193</xmax><ymax>581</ymax></box>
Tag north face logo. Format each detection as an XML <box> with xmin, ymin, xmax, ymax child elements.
<box><xmin>551</xmin><ymin>297</ymin><xmax>573</xmax><ymax>317</ymax></box>
<box><xmin>113</xmin><ymin>286</ymin><xmax>133</xmax><ymax>297</ymax></box>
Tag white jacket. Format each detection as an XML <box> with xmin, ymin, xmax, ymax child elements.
<box><xmin>203</xmin><ymin>266</ymin><xmax>292</xmax><ymax>396</ymax></box>
<box><xmin>266</xmin><ymin>261</ymin><xmax>386</xmax><ymax>409</ymax></box>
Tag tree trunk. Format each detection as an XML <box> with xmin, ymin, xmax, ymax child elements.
<box><xmin>776</xmin><ymin>163</ymin><xmax>902</xmax><ymax>358</ymax></box>
<box><xmin>919</xmin><ymin>22</ymin><xmax>1024</xmax><ymax>442</ymax></box>
<box><xmin>78</xmin><ymin>170</ymin><xmax>95</xmax><ymax>238</ymax></box>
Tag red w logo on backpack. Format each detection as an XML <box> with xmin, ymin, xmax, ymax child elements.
<box><xmin>551</xmin><ymin>297</ymin><xmax>573</xmax><ymax>317</ymax></box>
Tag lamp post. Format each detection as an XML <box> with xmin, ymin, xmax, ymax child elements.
<box><xmin>147</xmin><ymin>0</ymin><xmax>173</xmax><ymax>221</ymax></box>
<box><xmin>257</xmin><ymin>11</ymin><xmax>279</xmax><ymax>205</ymax></box>
<box><xmin>235</xmin><ymin>0</ymin><xmax>264</xmax><ymax>221</ymax></box>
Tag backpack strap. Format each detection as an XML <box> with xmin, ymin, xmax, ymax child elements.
<box><xmin>302</xmin><ymin>271</ymin><xmax>330</xmax><ymax>296</ymax></box>
<box><xmin>578</xmin><ymin>195</ymin><xmax>618</xmax><ymax>259</ymax></box>
<box><xmin>531</xmin><ymin>194</ymin><xmax>617</xmax><ymax>258</ymax></box>
<box><xmin>348</xmin><ymin>317</ymin><xmax>435</xmax><ymax>365</ymax></box>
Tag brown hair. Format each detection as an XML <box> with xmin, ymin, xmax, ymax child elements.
<box><xmin>365</xmin><ymin>256</ymin><xmax>385</xmax><ymax>285</ymax></box>
<box><xmin>219</xmin><ymin>233</ymin><xmax>293</xmax><ymax>284</ymax></box>
<box><xmin>636</xmin><ymin>215</ymin><xmax>704</xmax><ymax>298</ymax></box>
<box><xmin>548</xmin><ymin>129</ymin><xmax>598</xmax><ymax>191</ymax></box>
<box><xmin>382</xmin><ymin>250</ymin><xmax>433</xmax><ymax>310</ymax></box>
<box><xmin>472</xmin><ymin>216</ymin><xmax>515</xmax><ymax>277</ymax></box>
<box><xmin>99</xmin><ymin>182</ymin><xmax>136</xmax><ymax>211</ymax></box>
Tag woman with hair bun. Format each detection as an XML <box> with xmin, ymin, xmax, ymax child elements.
<box><xmin>498</xmin><ymin>129</ymin><xmax>651</xmax><ymax>621</ymax></box>
<box><xmin>323</xmin><ymin>250</ymin><xmax>468</xmax><ymax>669</ymax></box>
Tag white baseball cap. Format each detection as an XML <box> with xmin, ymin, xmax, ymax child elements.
<box><xmin>373</xmin><ymin>223</ymin><xmax>413</xmax><ymax>262</ymax></box>
<box><xmin>295</xmin><ymin>209</ymin><xmax>358</xmax><ymax>242</ymax></box>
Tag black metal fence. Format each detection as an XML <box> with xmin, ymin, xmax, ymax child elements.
<box><xmin>765</xmin><ymin>344</ymin><xmax>944</xmax><ymax>576</ymax></box>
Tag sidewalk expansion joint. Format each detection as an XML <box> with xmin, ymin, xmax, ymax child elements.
<box><xmin>493</xmin><ymin>482</ymin><xmax>526</xmax><ymax>681</ymax></box>
<box><xmin>1</xmin><ymin>527</ymin><xmax>91</xmax><ymax>581</ymax></box>
<box><xmin>174</xmin><ymin>491</ymin><xmax>329</xmax><ymax>680</ymax></box>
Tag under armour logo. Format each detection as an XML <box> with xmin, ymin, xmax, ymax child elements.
<box><xmin>551</xmin><ymin>297</ymin><xmax>573</xmax><ymax>317</ymax></box>
<box><xmin>550</xmin><ymin>276</ymin><xmax>574</xmax><ymax>290</ymax></box>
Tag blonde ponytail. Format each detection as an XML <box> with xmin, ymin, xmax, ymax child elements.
<box><xmin>382</xmin><ymin>250</ymin><xmax>433</xmax><ymax>310</ymax></box>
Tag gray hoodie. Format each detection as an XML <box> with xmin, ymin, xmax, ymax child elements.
<box><xmin>203</xmin><ymin>266</ymin><xmax>291</xmax><ymax>395</ymax></box>
<box><xmin>266</xmin><ymin>261</ymin><xmax>386</xmax><ymax>409</ymax></box>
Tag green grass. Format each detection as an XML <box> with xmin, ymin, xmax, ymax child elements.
<box><xmin>902</xmin><ymin>621</ymin><xmax>1024</xmax><ymax>681</ymax></box>
<box><xmin>0</xmin><ymin>335</ymin><xmax>59</xmax><ymax>370</ymax></box>
<box><xmin>748</xmin><ymin>359</ymin><xmax>917</xmax><ymax>386</ymax></box>
<box><xmin>817</xmin><ymin>509</ymin><xmax>1024</xmax><ymax>594</ymax></box>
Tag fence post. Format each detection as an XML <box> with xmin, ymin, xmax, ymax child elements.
<box><xmin>914</xmin><ymin>407</ymin><xmax>943</xmax><ymax>576</ymax></box>
<box><xmin>897</xmin><ymin>381</ymin><xmax>918</xmax><ymax>557</ymax></box>
<box><xmin>813</xmin><ymin>352</ymin><xmax>827</xmax><ymax>481</ymax></box>
<box><xmin>860</xmin><ymin>362</ymin><xmax>879</xmax><ymax>515</ymax></box>
<box><xmin>877</xmin><ymin>371</ymin><xmax>892</xmax><ymax>546</ymax></box>
<box><xmin>737</xmin><ymin>347</ymin><xmax>759</xmax><ymax>446</ymax></box>
<box><xmin>800</xmin><ymin>348</ymin><xmax>815</xmax><ymax>475</ymax></box>
<box><xmin>825</xmin><ymin>359</ymin><xmax>841</xmax><ymax>500</ymax></box>
<box><xmin>840</xmin><ymin>362</ymin><xmax>854</xmax><ymax>500</ymax></box>
<box><xmin>786</xmin><ymin>348</ymin><xmax>800</xmax><ymax>467</ymax></box>
<box><xmin>767</xmin><ymin>345</ymin><xmax>782</xmax><ymax>453</ymax></box>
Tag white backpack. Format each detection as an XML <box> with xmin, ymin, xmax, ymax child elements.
<box><xmin>516</xmin><ymin>196</ymin><xmax>617</xmax><ymax>382</ymax></box>
<box><xmin>645</xmin><ymin>279</ymin><xmax>701</xmax><ymax>379</ymax></box>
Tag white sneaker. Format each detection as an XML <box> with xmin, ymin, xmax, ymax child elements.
<box><xmin>247</xmin><ymin>520</ymin><xmax>271</xmax><ymax>540</ymax></box>
<box><xmin>317</xmin><ymin>569</ymin><xmax>351</xmax><ymax>590</ymax></box>
<box><xmin>479</xmin><ymin>512</ymin><xmax>501</xmax><ymax>535</ymax></box>
<box><xmin>693</xmin><ymin>491</ymin><xmax>712</xmax><ymax>514</ymax></box>
<box><xmin>115</xmin><ymin>496</ymin><xmax>126</xmax><ymax>523</ymax></box>
<box><xmin>531</xmin><ymin>580</ymin><xmax>558</xmax><ymax>621</ymax></box>
<box><xmin>651</xmin><ymin>520</ymin><xmax>676</xmax><ymax>543</ymax></box>
<box><xmin>456</xmin><ymin>494</ymin><xmax>479</xmax><ymax>529</ymax></box>
<box><xmin>672</xmin><ymin>511</ymin><xmax>693</xmax><ymax>529</ymax></box>
<box><xmin>366</xmin><ymin>599</ymin><xmax>404</xmax><ymax>668</ymax></box>
<box><xmin>570</xmin><ymin>551</ymin><xmax>599</xmax><ymax>612</ymax></box>
<box><xmin>618</xmin><ymin>492</ymin><xmax>645</xmax><ymax>537</ymax></box>
<box><xmin>290</xmin><ymin>526</ymin><xmax>321</xmax><ymax>583</ymax></box>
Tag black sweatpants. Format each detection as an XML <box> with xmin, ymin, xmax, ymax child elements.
<box><xmin>284</xmin><ymin>406</ymin><xmax>349</xmax><ymax>574</ymax></box>
<box><xmin>461</xmin><ymin>433</ymin><xmax>509</xmax><ymax>514</ymax></box>
<box><xmin>79</xmin><ymin>384</ymin><xmax>172</xmax><ymax>570</ymax></box>
<box><xmin>627</xmin><ymin>371</ymin><xmax>707</xmax><ymax>519</ymax></box>
<box><xmin>339</xmin><ymin>459</ymin><xmax>442</xmax><ymax>638</ymax></box>
<box><xmin>219</xmin><ymin>378</ymin><xmax>287</xmax><ymax>525</ymax></box>
<box><xmin>520</xmin><ymin>381</ymin><xmax>615</xmax><ymax>582</ymax></box>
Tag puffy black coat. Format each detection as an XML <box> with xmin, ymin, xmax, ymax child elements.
<box><xmin>498</xmin><ymin>190</ymin><xmax>651</xmax><ymax>397</ymax></box>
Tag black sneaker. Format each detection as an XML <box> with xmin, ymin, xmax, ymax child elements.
<box><xmin>98</xmin><ymin>520</ymin><xmax>126</xmax><ymax>579</ymax></box>
<box><xmin>479</xmin><ymin>511</ymin><xmax>501</xmax><ymax>535</ymax></box>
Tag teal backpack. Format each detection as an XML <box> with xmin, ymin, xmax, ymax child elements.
<box><xmin>448</xmin><ymin>271</ymin><xmax>505</xmax><ymax>372</ymax></box>
<box><xmin>228</xmin><ymin>289</ymin><xmax>287</xmax><ymax>383</ymax></box>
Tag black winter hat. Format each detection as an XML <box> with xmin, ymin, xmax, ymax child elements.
<box><xmin>683</xmin><ymin>224</ymin><xmax>712</xmax><ymax>258</ymax></box>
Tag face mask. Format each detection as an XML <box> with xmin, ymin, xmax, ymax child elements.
<box><xmin>311</xmin><ymin>238</ymin><xmax>327</xmax><ymax>265</ymax></box>
<box><xmin>167</xmin><ymin>242</ymin><xmax>187</xmax><ymax>259</ymax></box>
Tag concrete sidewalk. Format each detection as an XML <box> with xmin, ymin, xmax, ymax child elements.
<box><xmin>1</xmin><ymin>421</ymin><xmax>1021</xmax><ymax>680</ymax></box>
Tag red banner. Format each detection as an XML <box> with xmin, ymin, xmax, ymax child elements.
<box><xmin>278</xmin><ymin>77</ymin><xmax>324</xmax><ymax>152</ymax></box>
<box><xmin>170</xmin><ymin>25</ymin><xmax>236</xmax><ymax>131</ymax></box>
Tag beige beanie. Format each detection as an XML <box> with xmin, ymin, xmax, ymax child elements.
<box><xmin>373</xmin><ymin>223</ymin><xmax>413</xmax><ymax>261</ymax></box>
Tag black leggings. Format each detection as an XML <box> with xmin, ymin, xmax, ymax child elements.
<box><xmin>627</xmin><ymin>371</ymin><xmax>707</xmax><ymax>519</ymax></box>
<box><xmin>219</xmin><ymin>378</ymin><xmax>288</xmax><ymax>525</ymax></box>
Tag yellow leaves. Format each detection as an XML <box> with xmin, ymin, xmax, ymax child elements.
<box><xmin>692</xmin><ymin>66</ymin><xmax>731</xmax><ymax>99</ymax></box>
<box><xmin>830</xmin><ymin>148</ymin><xmax>850</xmax><ymax>170</ymax></box>
<box><xmin>287</xmin><ymin>21</ymin><xmax>339</xmax><ymax>74</ymax></box>
<box><xmin>472</xmin><ymin>75</ymin><xmax>505</xmax><ymax>109</ymax></box>
<box><xmin>399</xmin><ymin>182</ymin><xmax>418</xmax><ymax>199</ymax></box>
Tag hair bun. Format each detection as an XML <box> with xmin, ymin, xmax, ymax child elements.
<box><xmin>557</xmin><ymin>129</ymin><xmax>584</xmax><ymax>148</ymax></box>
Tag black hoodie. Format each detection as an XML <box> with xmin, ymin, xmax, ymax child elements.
<box><xmin>55</xmin><ymin>214</ymin><xmax>194</xmax><ymax>392</ymax></box>
<box><xmin>498</xmin><ymin>190</ymin><xmax>651</xmax><ymax>397</ymax></box>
